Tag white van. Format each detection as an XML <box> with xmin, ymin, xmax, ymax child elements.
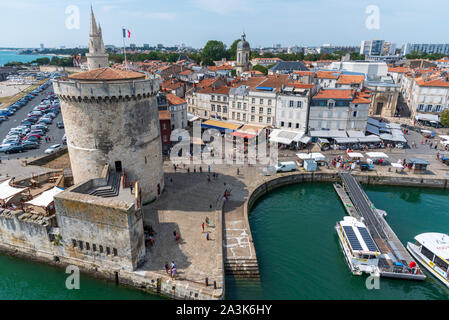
<box><xmin>275</xmin><ymin>161</ymin><xmax>296</xmax><ymax>172</ymax></box>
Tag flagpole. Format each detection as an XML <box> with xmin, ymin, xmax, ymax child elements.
<box><xmin>122</xmin><ymin>26</ymin><xmax>128</xmax><ymax>70</ymax></box>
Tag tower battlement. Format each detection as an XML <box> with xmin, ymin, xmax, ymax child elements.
<box><xmin>53</xmin><ymin>76</ymin><xmax>161</xmax><ymax>102</ymax></box>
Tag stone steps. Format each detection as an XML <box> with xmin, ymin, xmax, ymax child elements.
<box><xmin>224</xmin><ymin>259</ymin><xmax>260</xmax><ymax>279</ymax></box>
<box><xmin>89</xmin><ymin>171</ymin><xmax>121</xmax><ymax>198</ymax></box>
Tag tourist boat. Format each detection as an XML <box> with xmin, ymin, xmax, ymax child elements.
<box><xmin>335</xmin><ymin>216</ymin><xmax>381</xmax><ymax>276</ymax></box>
<box><xmin>407</xmin><ymin>233</ymin><xmax>449</xmax><ymax>288</ymax></box>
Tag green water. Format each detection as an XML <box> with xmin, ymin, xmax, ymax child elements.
<box><xmin>226</xmin><ymin>183</ymin><xmax>449</xmax><ymax>300</ymax></box>
<box><xmin>0</xmin><ymin>254</ymin><xmax>162</xmax><ymax>299</ymax></box>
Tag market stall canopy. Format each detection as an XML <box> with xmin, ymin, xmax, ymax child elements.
<box><xmin>335</xmin><ymin>137</ymin><xmax>359</xmax><ymax>144</ymax></box>
<box><xmin>366</xmin><ymin>152</ymin><xmax>389</xmax><ymax>159</ymax></box>
<box><xmin>296</xmin><ymin>152</ymin><xmax>325</xmax><ymax>161</ymax></box>
<box><xmin>391</xmin><ymin>163</ymin><xmax>404</xmax><ymax>168</ymax></box>
<box><xmin>365</xmin><ymin>124</ymin><xmax>380</xmax><ymax>136</ymax></box>
<box><xmin>0</xmin><ymin>179</ymin><xmax>28</xmax><ymax>202</ymax></box>
<box><xmin>439</xmin><ymin>135</ymin><xmax>449</xmax><ymax>141</ymax></box>
<box><xmin>358</xmin><ymin>135</ymin><xmax>381</xmax><ymax>143</ymax></box>
<box><xmin>347</xmin><ymin>152</ymin><xmax>364</xmax><ymax>158</ymax></box>
<box><xmin>380</xmin><ymin>133</ymin><xmax>407</xmax><ymax>143</ymax></box>
<box><xmin>25</xmin><ymin>186</ymin><xmax>64</xmax><ymax>208</ymax></box>
<box><xmin>347</xmin><ymin>130</ymin><xmax>366</xmax><ymax>138</ymax></box>
<box><xmin>269</xmin><ymin>129</ymin><xmax>306</xmax><ymax>145</ymax></box>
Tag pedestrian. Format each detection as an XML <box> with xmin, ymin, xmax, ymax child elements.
<box><xmin>199</xmin><ymin>166</ymin><xmax>202</xmax><ymax>173</ymax></box>
<box><xmin>207</xmin><ymin>175</ymin><xmax>211</xmax><ymax>182</ymax></box>
<box><xmin>208</xmin><ymin>165</ymin><xmax>210</xmax><ymax>174</ymax></box>
<box><xmin>202</xmin><ymin>222</ymin><xmax>205</xmax><ymax>233</ymax></box>
<box><xmin>165</xmin><ymin>262</ymin><xmax>170</xmax><ymax>274</ymax></box>
<box><xmin>206</xmin><ymin>232</ymin><xmax>210</xmax><ymax>241</ymax></box>
<box><xmin>171</xmin><ymin>266</ymin><xmax>177</xmax><ymax>279</ymax></box>
<box><xmin>175</xmin><ymin>233</ymin><xmax>180</xmax><ymax>243</ymax></box>
<box><xmin>187</xmin><ymin>167</ymin><xmax>190</xmax><ymax>174</ymax></box>
<box><xmin>205</xmin><ymin>216</ymin><xmax>210</xmax><ymax>226</ymax></box>
<box><xmin>193</xmin><ymin>166</ymin><xmax>196</xmax><ymax>173</ymax></box>
<box><xmin>173</xmin><ymin>230</ymin><xmax>177</xmax><ymax>241</ymax></box>
<box><xmin>171</xmin><ymin>260</ymin><xmax>176</xmax><ymax>269</ymax></box>
<box><xmin>237</xmin><ymin>168</ymin><xmax>239</xmax><ymax>175</ymax></box>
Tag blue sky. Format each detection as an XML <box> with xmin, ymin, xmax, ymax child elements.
<box><xmin>0</xmin><ymin>0</ymin><xmax>448</xmax><ymax>49</ymax></box>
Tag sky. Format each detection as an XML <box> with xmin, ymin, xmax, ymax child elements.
<box><xmin>0</xmin><ymin>0</ymin><xmax>448</xmax><ymax>49</ymax></box>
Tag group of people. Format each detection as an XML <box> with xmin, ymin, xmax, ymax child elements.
<box><xmin>330</xmin><ymin>156</ymin><xmax>357</xmax><ymax>171</ymax></box>
<box><xmin>144</xmin><ymin>225</ymin><xmax>156</xmax><ymax>248</ymax></box>
<box><xmin>44</xmin><ymin>136</ymin><xmax>54</xmax><ymax>143</ymax></box>
<box><xmin>202</xmin><ymin>217</ymin><xmax>211</xmax><ymax>240</ymax></box>
<box><xmin>165</xmin><ymin>261</ymin><xmax>177</xmax><ymax>279</ymax></box>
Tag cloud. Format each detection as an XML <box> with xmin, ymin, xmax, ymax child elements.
<box><xmin>191</xmin><ymin>0</ymin><xmax>253</xmax><ymax>14</ymax></box>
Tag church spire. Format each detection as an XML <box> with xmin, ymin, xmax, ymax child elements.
<box><xmin>86</xmin><ymin>7</ymin><xmax>109</xmax><ymax>70</ymax></box>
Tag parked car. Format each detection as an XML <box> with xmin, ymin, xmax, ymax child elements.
<box><xmin>38</xmin><ymin>117</ymin><xmax>52</xmax><ymax>124</ymax></box>
<box><xmin>44</xmin><ymin>144</ymin><xmax>62</xmax><ymax>154</ymax></box>
<box><xmin>57</xmin><ymin>121</ymin><xmax>64</xmax><ymax>129</ymax></box>
<box><xmin>3</xmin><ymin>144</ymin><xmax>24</xmax><ymax>154</ymax></box>
<box><xmin>22</xmin><ymin>141</ymin><xmax>39</xmax><ymax>150</ymax></box>
<box><xmin>62</xmin><ymin>134</ymin><xmax>67</xmax><ymax>145</ymax></box>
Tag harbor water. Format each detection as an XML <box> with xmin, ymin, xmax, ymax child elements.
<box><xmin>226</xmin><ymin>183</ymin><xmax>449</xmax><ymax>300</ymax></box>
<box><xmin>0</xmin><ymin>183</ymin><xmax>448</xmax><ymax>299</ymax></box>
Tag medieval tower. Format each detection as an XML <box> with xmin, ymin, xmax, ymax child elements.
<box><xmin>235</xmin><ymin>32</ymin><xmax>251</xmax><ymax>76</ymax></box>
<box><xmin>53</xmin><ymin>8</ymin><xmax>164</xmax><ymax>203</ymax></box>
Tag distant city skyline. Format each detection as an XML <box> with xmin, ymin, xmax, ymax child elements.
<box><xmin>1</xmin><ymin>0</ymin><xmax>448</xmax><ymax>49</ymax></box>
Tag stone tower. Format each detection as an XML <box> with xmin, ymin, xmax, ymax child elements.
<box><xmin>53</xmin><ymin>11</ymin><xmax>164</xmax><ymax>204</ymax></box>
<box><xmin>86</xmin><ymin>7</ymin><xmax>109</xmax><ymax>70</ymax></box>
<box><xmin>235</xmin><ymin>32</ymin><xmax>251</xmax><ymax>76</ymax></box>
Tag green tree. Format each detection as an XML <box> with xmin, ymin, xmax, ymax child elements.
<box><xmin>252</xmin><ymin>64</ymin><xmax>268</xmax><ymax>75</ymax></box>
<box><xmin>231</xmin><ymin>69</ymin><xmax>237</xmax><ymax>77</ymax></box>
<box><xmin>441</xmin><ymin>109</ymin><xmax>449</xmax><ymax>128</ymax></box>
<box><xmin>228</xmin><ymin>39</ymin><xmax>241</xmax><ymax>60</ymax></box>
<box><xmin>33</xmin><ymin>57</ymin><xmax>51</xmax><ymax>65</ymax></box>
<box><xmin>201</xmin><ymin>40</ymin><xmax>229</xmax><ymax>66</ymax></box>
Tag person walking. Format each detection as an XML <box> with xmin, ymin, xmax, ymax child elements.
<box><xmin>206</xmin><ymin>232</ymin><xmax>210</xmax><ymax>241</ymax></box>
<box><xmin>165</xmin><ymin>262</ymin><xmax>170</xmax><ymax>274</ymax></box>
<box><xmin>173</xmin><ymin>230</ymin><xmax>177</xmax><ymax>241</ymax></box>
<box><xmin>205</xmin><ymin>217</ymin><xmax>210</xmax><ymax>226</ymax></box>
<box><xmin>202</xmin><ymin>222</ymin><xmax>205</xmax><ymax>233</ymax></box>
<box><xmin>193</xmin><ymin>166</ymin><xmax>196</xmax><ymax>173</ymax></box>
<box><xmin>208</xmin><ymin>165</ymin><xmax>211</xmax><ymax>174</ymax></box>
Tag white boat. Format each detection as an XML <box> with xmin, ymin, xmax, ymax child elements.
<box><xmin>335</xmin><ymin>216</ymin><xmax>381</xmax><ymax>276</ymax></box>
<box><xmin>407</xmin><ymin>233</ymin><xmax>449</xmax><ymax>288</ymax></box>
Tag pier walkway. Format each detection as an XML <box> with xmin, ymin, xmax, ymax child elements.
<box><xmin>337</xmin><ymin>173</ymin><xmax>426</xmax><ymax>281</ymax></box>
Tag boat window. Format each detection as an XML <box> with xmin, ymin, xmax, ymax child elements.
<box><xmin>421</xmin><ymin>246</ymin><xmax>435</xmax><ymax>261</ymax></box>
<box><xmin>433</xmin><ymin>255</ymin><xmax>449</xmax><ymax>271</ymax></box>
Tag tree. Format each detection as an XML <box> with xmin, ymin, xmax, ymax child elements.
<box><xmin>228</xmin><ymin>39</ymin><xmax>240</xmax><ymax>60</ymax></box>
<box><xmin>201</xmin><ymin>40</ymin><xmax>229</xmax><ymax>66</ymax></box>
<box><xmin>252</xmin><ymin>64</ymin><xmax>268</xmax><ymax>75</ymax></box>
<box><xmin>441</xmin><ymin>109</ymin><xmax>449</xmax><ymax>128</ymax></box>
<box><xmin>33</xmin><ymin>57</ymin><xmax>50</xmax><ymax>65</ymax></box>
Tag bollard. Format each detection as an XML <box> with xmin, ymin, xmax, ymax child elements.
<box><xmin>205</xmin><ymin>277</ymin><xmax>208</xmax><ymax>287</ymax></box>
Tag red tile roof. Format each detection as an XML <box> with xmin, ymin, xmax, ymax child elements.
<box><xmin>416</xmin><ymin>78</ymin><xmax>449</xmax><ymax>88</ymax></box>
<box><xmin>337</xmin><ymin>74</ymin><xmax>365</xmax><ymax>85</ymax></box>
<box><xmin>313</xmin><ymin>89</ymin><xmax>353</xmax><ymax>100</ymax></box>
<box><xmin>388</xmin><ymin>66</ymin><xmax>409</xmax><ymax>73</ymax></box>
<box><xmin>166</xmin><ymin>93</ymin><xmax>186</xmax><ymax>105</ymax></box>
<box><xmin>316</xmin><ymin>70</ymin><xmax>340</xmax><ymax>79</ymax></box>
<box><xmin>68</xmin><ymin>68</ymin><xmax>145</xmax><ymax>81</ymax></box>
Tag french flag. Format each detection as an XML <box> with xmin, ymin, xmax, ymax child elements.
<box><xmin>122</xmin><ymin>28</ymin><xmax>131</xmax><ymax>38</ymax></box>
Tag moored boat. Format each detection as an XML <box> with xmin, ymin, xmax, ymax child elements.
<box><xmin>407</xmin><ymin>233</ymin><xmax>449</xmax><ymax>288</ymax></box>
<box><xmin>335</xmin><ymin>216</ymin><xmax>381</xmax><ymax>276</ymax></box>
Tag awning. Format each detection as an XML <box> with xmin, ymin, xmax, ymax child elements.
<box><xmin>298</xmin><ymin>136</ymin><xmax>312</xmax><ymax>144</ymax></box>
<box><xmin>347</xmin><ymin>130</ymin><xmax>366</xmax><ymax>138</ymax></box>
<box><xmin>366</xmin><ymin>152</ymin><xmax>389</xmax><ymax>159</ymax></box>
<box><xmin>407</xmin><ymin>158</ymin><xmax>430</xmax><ymax>165</ymax></box>
<box><xmin>380</xmin><ymin>134</ymin><xmax>407</xmax><ymax>143</ymax></box>
<box><xmin>296</xmin><ymin>153</ymin><xmax>325</xmax><ymax>161</ymax></box>
<box><xmin>0</xmin><ymin>179</ymin><xmax>28</xmax><ymax>202</ymax></box>
<box><xmin>347</xmin><ymin>152</ymin><xmax>364</xmax><ymax>158</ymax></box>
<box><xmin>269</xmin><ymin>129</ymin><xmax>305</xmax><ymax>145</ymax></box>
<box><xmin>201</xmin><ymin>119</ymin><xmax>242</xmax><ymax>132</ymax></box>
<box><xmin>358</xmin><ymin>135</ymin><xmax>381</xmax><ymax>143</ymax></box>
<box><xmin>231</xmin><ymin>131</ymin><xmax>256</xmax><ymax>139</ymax></box>
<box><xmin>439</xmin><ymin>135</ymin><xmax>449</xmax><ymax>141</ymax></box>
<box><xmin>335</xmin><ymin>137</ymin><xmax>359</xmax><ymax>144</ymax></box>
<box><xmin>309</xmin><ymin>130</ymin><xmax>348</xmax><ymax>138</ymax></box>
<box><xmin>25</xmin><ymin>186</ymin><xmax>64</xmax><ymax>208</ymax></box>
<box><xmin>365</xmin><ymin>124</ymin><xmax>380</xmax><ymax>135</ymax></box>
<box><xmin>188</xmin><ymin>116</ymin><xmax>200</xmax><ymax>122</ymax></box>
<box><xmin>415</xmin><ymin>113</ymin><xmax>440</xmax><ymax>122</ymax></box>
